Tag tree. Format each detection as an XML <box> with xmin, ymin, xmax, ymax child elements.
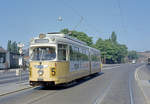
<box><xmin>7</xmin><ymin>40</ymin><xmax>11</xmax><ymax>52</ymax></box>
<box><xmin>60</xmin><ymin>29</ymin><xmax>93</xmax><ymax>46</ymax></box>
<box><xmin>7</xmin><ymin>40</ymin><xmax>18</xmax><ymax>54</ymax></box>
<box><xmin>128</xmin><ymin>51</ymin><xmax>138</xmax><ymax>60</ymax></box>
<box><xmin>95</xmin><ymin>32</ymin><xmax>128</xmax><ymax>64</ymax></box>
<box><xmin>11</xmin><ymin>41</ymin><xmax>18</xmax><ymax>53</ymax></box>
<box><xmin>110</xmin><ymin>31</ymin><xmax>117</xmax><ymax>44</ymax></box>
<box><xmin>60</xmin><ymin>28</ymin><xmax>69</xmax><ymax>34</ymax></box>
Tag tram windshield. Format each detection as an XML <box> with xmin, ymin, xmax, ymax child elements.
<box><xmin>31</xmin><ymin>47</ymin><xmax>56</xmax><ymax>61</ymax></box>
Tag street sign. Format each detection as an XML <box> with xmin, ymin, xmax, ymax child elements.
<box><xmin>16</xmin><ymin>69</ymin><xmax>20</xmax><ymax>76</ymax></box>
<box><xmin>19</xmin><ymin>57</ymin><xmax>23</xmax><ymax>66</ymax></box>
<box><xmin>19</xmin><ymin>48</ymin><xmax>23</xmax><ymax>54</ymax></box>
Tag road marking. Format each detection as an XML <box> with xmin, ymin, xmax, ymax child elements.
<box><xmin>129</xmin><ymin>73</ymin><xmax>134</xmax><ymax>104</ymax></box>
<box><xmin>102</xmin><ymin>66</ymin><xmax>120</xmax><ymax>70</ymax></box>
<box><xmin>135</xmin><ymin>65</ymin><xmax>150</xmax><ymax>104</ymax></box>
<box><xmin>93</xmin><ymin>81</ymin><xmax>113</xmax><ymax>104</ymax></box>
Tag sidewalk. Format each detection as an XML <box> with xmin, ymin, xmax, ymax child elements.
<box><xmin>0</xmin><ymin>68</ymin><xmax>29</xmax><ymax>73</ymax></box>
<box><xmin>0</xmin><ymin>68</ymin><xmax>17</xmax><ymax>73</ymax></box>
<box><xmin>135</xmin><ymin>65</ymin><xmax>150</xmax><ymax>104</ymax></box>
<box><xmin>0</xmin><ymin>81</ymin><xmax>32</xmax><ymax>96</ymax></box>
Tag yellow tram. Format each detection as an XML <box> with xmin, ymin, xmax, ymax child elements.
<box><xmin>29</xmin><ymin>32</ymin><xmax>102</xmax><ymax>86</ymax></box>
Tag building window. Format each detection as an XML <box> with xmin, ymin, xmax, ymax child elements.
<box><xmin>0</xmin><ymin>53</ymin><xmax>6</xmax><ymax>63</ymax></box>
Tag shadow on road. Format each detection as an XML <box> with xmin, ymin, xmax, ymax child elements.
<box><xmin>35</xmin><ymin>72</ymin><xmax>104</xmax><ymax>91</ymax></box>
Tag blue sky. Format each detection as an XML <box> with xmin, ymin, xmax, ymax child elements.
<box><xmin>0</xmin><ymin>0</ymin><xmax>149</xmax><ymax>51</ymax></box>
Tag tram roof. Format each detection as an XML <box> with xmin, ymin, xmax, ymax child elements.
<box><xmin>31</xmin><ymin>32</ymin><xmax>100</xmax><ymax>53</ymax></box>
<box><xmin>46</xmin><ymin>32</ymin><xmax>87</xmax><ymax>45</ymax></box>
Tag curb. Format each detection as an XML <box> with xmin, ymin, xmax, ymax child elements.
<box><xmin>135</xmin><ymin>65</ymin><xmax>150</xmax><ymax>104</ymax></box>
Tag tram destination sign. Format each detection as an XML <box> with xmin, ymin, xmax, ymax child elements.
<box><xmin>35</xmin><ymin>39</ymin><xmax>49</xmax><ymax>43</ymax></box>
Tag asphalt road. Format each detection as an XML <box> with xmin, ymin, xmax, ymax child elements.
<box><xmin>0</xmin><ymin>63</ymin><xmax>147</xmax><ymax>104</ymax></box>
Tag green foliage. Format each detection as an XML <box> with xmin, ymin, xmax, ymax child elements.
<box><xmin>61</xmin><ymin>29</ymin><xmax>93</xmax><ymax>46</ymax></box>
<box><xmin>7</xmin><ymin>40</ymin><xmax>11</xmax><ymax>52</ymax></box>
<box><xmin>7</xmin><ymin>40</ymin><xmax>18</xmax><ymax>54</ymax></box>
<box><xmin>110</xmin><ymin>31</ymin><xmax>117</xmax><ymax>43</ymax></box>
<box><xmin>128</xmin><ymin>51</ymin><xmax>138</xmax><ymax>60</ymax></box>
<box><xmin>95</xmin><ymin>32</ymin><xmax>128</xmax><ymax>64</ymax></box>
<box><xmin>60</xmin><ymin>28</ymin><xmax>69</xmax><ymax>34</ymax></box>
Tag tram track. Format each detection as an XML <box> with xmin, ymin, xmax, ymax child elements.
<box><xmin>0</xmin><ymin>86</ymin><xmax>33</xmax><ymax>97</ymax></box>
<box><xmin>25</xmin><ymin>90</ymin><xmax>58</xmax><ymax>104</ymax></box>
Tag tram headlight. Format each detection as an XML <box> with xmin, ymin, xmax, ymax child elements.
<box><xmin>38</xmin><ymin>70</ymin><xmax>43</xmax><ymax>76</ymax></box>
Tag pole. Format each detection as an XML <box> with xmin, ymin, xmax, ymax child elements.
<box><xmin>19</xmin><ymin>55</ymin><xmax>22</xmax><ymax>83</ymax></box>
<box><xmin>17</xmin><ymin>43</ymin><xmax>24</xmax><ymax>83</ymax></box>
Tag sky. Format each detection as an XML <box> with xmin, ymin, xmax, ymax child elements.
<box><xmin>0</xmin><ymin>0</ymin><xmax>150</xmax><ymax>52</ymax></box>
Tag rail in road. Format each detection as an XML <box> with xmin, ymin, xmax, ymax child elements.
<box><xmin>0</xmin><ymin>63</ymin><xmax>148</xmax><ymax>104</ymax></box>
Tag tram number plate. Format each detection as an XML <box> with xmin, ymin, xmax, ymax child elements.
<box><xmin>38</xmin><ymin>78</ymin><xmax>43</xmax><ymax>81</ymax></box>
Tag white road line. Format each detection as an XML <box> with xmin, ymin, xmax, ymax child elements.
<box><xmin>93</xmin><ymin>81</ymin><xmax>113</xmax><ymax>104</ymax></box>
<box><xmin>129</xmin><ymin>73</ymin><xmax>134</xmax><ymax>104</ymax></box>
<box><xmin>102</xmin><ymin>66</ymin><xmax>120</xmax><ymax>70</ymax></box>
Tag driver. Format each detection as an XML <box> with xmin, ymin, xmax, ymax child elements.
<box><xmin>45</xmin><ymin>48</ymin><xmax>56</xmax><ymax>60</ymax></box>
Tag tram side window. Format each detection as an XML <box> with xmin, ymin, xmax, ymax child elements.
<box><xmin>75</xmin><ymin>47</ymin><xmax>79</xmax><ymax>61</ymax></box>
<box><xmin>70</xmin><ymin>46</ymin><xmax>79</xmax><ymax>61</ymax></box>
<box><xmin>70</xmin><ymin>46</ymin><xmax>74</xmax><ymax>61</ymax></box>
<box><xmin>58</xmin><ymin>44</ymin><xmax>67</xmax><ymax>61</ymax></box>
<box><xmin>81</xmin><ymin>49</ymin><xmax>89</xmax><ymax>61</ymax></box>
<box><xmin>86</xmin><ymin>49</ymin><xmax>89</xmax><ymax>61</ymax></box>
<box><xmin>91</xmin><ymin>51</ymin><xmax>99</xmax><ymax>62</ymax></box>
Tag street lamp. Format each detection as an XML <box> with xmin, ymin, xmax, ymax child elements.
<box><xmin>58</xmin><ymin>16</ymin><xmax>63</xmax><ymax>22</ymax></box>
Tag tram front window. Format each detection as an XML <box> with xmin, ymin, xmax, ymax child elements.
<box><xmin>31</xmin><ymin>47</ymin><xmax>56</xmax><ymax>61</ymax></box>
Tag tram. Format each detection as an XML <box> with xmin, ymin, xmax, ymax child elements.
<box><xmin>29</xmin><ymin>32</ymin><xmax>102</xmax><ymax>86</ymax></box>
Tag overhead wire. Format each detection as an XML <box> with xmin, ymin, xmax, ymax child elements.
<box><xmin>116</xmin><ymin>0</ymin><xmax>127</xmax><ymax>33</ymax></box>
<box><xmin>61</xmin><ymin>0</ymin><xmax>102</xmax><ymax>39</ymax></box>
